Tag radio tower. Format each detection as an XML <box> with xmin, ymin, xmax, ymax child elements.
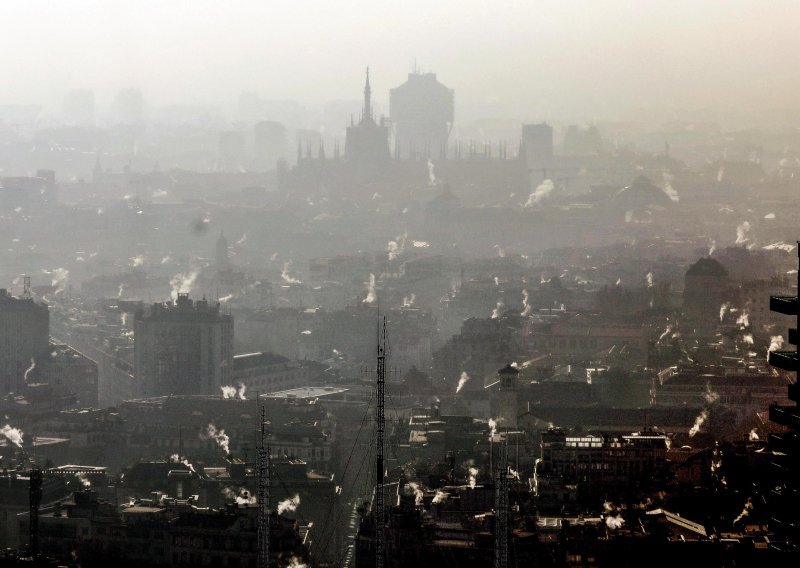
<box><xmin>375</xmin><ymin>316</ymin><xmax>387</xmax><ymax>568</ymax></box>
<box><xmin>494</xmin><ymin>439</ymin><xmax>509</xmax><ymax>568</ymax></box>
<box><xmin>257</xmin><ymin>401</ymin><xmax>271</xmax><ymax>568</ymax></box>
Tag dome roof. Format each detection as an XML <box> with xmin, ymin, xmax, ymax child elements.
<box><xmin>612</xmin><ymin>175</ymin><xmax>673</xmax><ymax>208</ymax></box>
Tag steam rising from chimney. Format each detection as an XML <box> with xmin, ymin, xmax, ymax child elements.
<box><xmin>468</xmin><ymin>467</ymin><xmax>479</xmax><ymax>489</ymax></box>
<box><xmin>456</xmin><ymin>371</ymin><xmax>471</xmax><ymax>394</ymax></box>
<box><xmin>1</xmin><ymin>424</ymin><xmax>24</xmax><ymax>447</ymax></box>
<box><xmin>202</xmin><ymin>423</ymin><xmax>230</xmax><ymax>454</ymax></box>
<box><xmin>524</xmin><ymin>179</ymin><xmax>554</xmax><ymax>207</ymax></box>
<box><xmin>281</xmin><ymin>261</ymin><xmax>302</xmax><ymax>284</ymax></box>
<box><xmin>363</xmin><ymin>273</ymin><xmax>377</xmax><ymax>304</ymax></box>
<box><xmin>735</xmin><ymin>221</ymin><xmax>750</xmax><ymax>244</ymax></box>
<box><xmin>768</xmin><ymin>335</ymin><xmax>784</xmax><ymax>355</ymax></box>
<box><xmin>277</xmin><ymin>494</ymin><xmax>300</xmax><ymax>515</ymax></box>
<box><xmin>170</xmin><ymin>271</ymin><xmax>198</xmax><ymax>301</ymax></box>
<box><xmin>23</xmin><ymin>358</ymin><xmax>36</xmax><ymax>384</ymax></box>
<box><xmin>521</xmin><ymin>289</ymin><xmax>532</xmax><ymax>316</ymax></box>
<box><xmin>689</xmin><ymin>409</ymin><xmax>708</xmax><ymax>437</ymax></box>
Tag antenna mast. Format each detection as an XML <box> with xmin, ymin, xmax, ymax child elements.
<box><xmin>258</xmin><ymin>401</ymin><xmax>270</xmax><ymax>568</ymax></box>
<box><xmin>375</xmin><ymin>316</ymin><xmax>387</xmax><ymax>568</ymax></box>
<box><xmin>494</xmin><ymin>440</ymin><xmax>508</xmax><ymax>568</ymax></box>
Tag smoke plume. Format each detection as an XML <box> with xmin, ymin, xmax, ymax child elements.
<box><xmin>281</xmin><ymin>261</ymin><xmax>302</xmax><ymax>284</ymax></box>
<box><xmin>735</xmin><ymin>221</ymin><xmax>751</xmax><ymax>244</ymax></box>
<box><xmin>277</xmin><ymin>494</ymin><xmax>300</xmax><ymax>515</ymax></box>
<box><xmin>1</xmin><ymin>424</ymin><xmax>24</xmax><ymax>447</ymax></box>
<box><xmin>202</xmin><ymin>423</ymin><xmax>230</xmax><ymax>454</ymax></box>
<box><xmin>524</xmin><ymin>179</ymin><xmax>554</xmax><ymax>207</ymax></box>
<box><xmin>456</xmin><ymin>371</ymin><xmax>471</xmax><ymax>394</ymax></box>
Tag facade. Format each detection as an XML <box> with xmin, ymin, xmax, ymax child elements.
<box><xmin>536</xmin><ymin>428</ymin><xmax>668</xmax><ymax>504</ymax></box>
<box><xmin>133</xmin><ymin>294</ymin><xmax>233</xmax><ymax>397</ymax></box>
<box><xmin>0</xmin><ymin>289</ymin><xmax>49</xmax><ymax>394</ymax></box>
<box><xmin>231</xmin><ymin>352</ymin><xmax>316</xmax><ymax>393</ymax></box>
<box><xmin>30</xmin><ymin>341</ymin><xmax>99</xmax><ymax>408</ymax></box>
<box><xmin>389</xmin><ymin>71</ymin><xmax>454</xmax><ymax>160</ymax></box>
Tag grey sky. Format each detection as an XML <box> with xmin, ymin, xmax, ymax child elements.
<box><xmin>1</xmin><ymin>0</ymin><xmax>798</xmax><ymax>120</ymax></box>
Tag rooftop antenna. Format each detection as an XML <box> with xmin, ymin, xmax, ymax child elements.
<box><xmin>257</xmin><ymin>400</ymin><xmax>271</xmax><ymax>568</ymax></box>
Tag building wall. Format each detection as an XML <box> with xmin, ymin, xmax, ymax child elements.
<box><xmin>0</xmin><ymin>290</ymin><xmax>49</xmax><ymax>394</ymax></box>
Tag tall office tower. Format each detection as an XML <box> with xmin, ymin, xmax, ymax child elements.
<box><xmin>0</xmin><ymin>289</ymin><xmax>49</xmax><ymax>394</ymax></box>
<box><xmin>345</xmin><ymin>68</ymin><xmax>391</xmax><ymax>163</ymax></box>
<box><xmin>390</xmin><ymin>70</ymin><xmax>454</xmax><ymax>160</ymax></box>
<box><xmin>134</xmin><ymin>294</ymin><xmax>233</xmax><ymax>397</ymax></box>
<box><xmin>521</xmin><ymin>123</ymin><xmax>554</xmax><ymax>172</ymax></box>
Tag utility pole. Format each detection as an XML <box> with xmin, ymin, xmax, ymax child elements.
<box><xmin>258</xmin><ymin>401</ymin><xmax>270</xmax><ymax>568</ymax></box>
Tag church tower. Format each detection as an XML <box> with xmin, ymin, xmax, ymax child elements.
<box><xmin>493</xmin><ymin>363</ymin><xmax>520</xmax><ymax>428</ymax></box>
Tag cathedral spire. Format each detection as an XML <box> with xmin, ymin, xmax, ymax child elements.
<box><xmin>363</xmin><ymin>66</ymin><xmax>373</xmax><ymax>122</ymax></box>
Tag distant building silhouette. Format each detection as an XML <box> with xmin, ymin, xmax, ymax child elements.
<box><xmin>521</xmin><ymin>123</ymin><xmax>554</xmax><ymax>173</ymax></box>
<box><xmin>134</xmin><ymin>294</ymin><xmax>233</xmax><ymax>397</ymax></box>
<box><xmin>345</xmin><ymin>68</ymin><xmax>391</xmax><ymax>163</ymax></box>
<box><xmin>390</xmin><ymin>70</ymin><xmax>454</xmax><ymax>160</ymax></box>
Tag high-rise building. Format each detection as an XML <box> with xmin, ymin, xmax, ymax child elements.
<box><xmin>133</xmin><ymin>294</ymin><xmax>233</xmax><ymax>397</ymax></box>
<box><xmin>0</xmin><ymin>288</ymin><xmax>49</xmax><ymax>394</ymax></box>
<box><xmin>345</xmin><ymin>68</ymin><xmax>391</xmax><ymax>163</ymax></box>
<box><xmin>390</xmin><ymin>71</ymin><xmax>454</xmax><ymax>160</ymax></box>
<box><xmin>521</xmin><ymin>123</ymin><xmax>554</xmax><ymax>173</ymax></box>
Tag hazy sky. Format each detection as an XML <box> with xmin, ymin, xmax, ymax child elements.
<box><xmin>2</xmin><ymin>0</ymin><xmax>799</xmax><ymax>120</ymax></box>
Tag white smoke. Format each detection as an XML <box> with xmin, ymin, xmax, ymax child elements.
<box><xmin>130</xmin><ymin>255</ymin><xmax>145</xmax><ymax>268</ymax></box>
<box><xmin>646</xmin><ymin>272</ymin><xmax>654</xmax><ymax>288</ymax></box>
<box><xmin>468</xmin><ymin>467</ymin><xmax>479</xmax><ymax>489</ymax></box>
<box><xmin>277</xmin><ymin>494</ymin><xmax>300</xmax><ymax>515</ymax></box>
<box><xmin>23</xmin><ymin>358</ymin><xmax>36</xmax><ymax>384</ymax></box>
<box><xmin>281</xmin><ymin>261</ymin><xmax>302</xmax><ymax>284</ymax></box>
<box><xmin>749</xmin><ymin>429</ymin><xmax>759</xmax><ymax>441</ymax></box>
<box><xmin>387</xmin><ymin>234</ymin><xmax>407</xmax><ymax>260</ymax></box>
<box><xmin>402</xmin><ymin>293</ymin><xmax>416</xmax><ymax>307</ymax></box>
<box><xmin>605</xmin><ymin>514</ymin><xmax>625</xmax><ymax>530</ymax></box>
<box><xmin>704</xmin><ymin>383</ymin><xmax>720</xmax><ymax>405</ymax></box>
<box><xmin>736</xmin><ymin>310</ymin><xmax>749</xmax><ymax>329</ymax></box>
<box><xmin>488</xmin><ymin>418</ymin><xmax>497</xmax><ymax>440</ymax></box>
<box><xmin>236</xmin><ymin>234</ymin><xmax>247</xmax><ymax>245</ymax></box>
<box><xmin>491</xmin><ymin>301</ymin><xmax>504</xmax><ymax>319</ymax></box>
<box><xmin>732</xmin><ymin>498</ymin><xmax>753</xmax><ymax>525</ymax></box>
<box><xmin>161</xmin><ymin>255</ymin><xmax>172</xmax><ymax>265</ymax></box>
<box><xmin>524</xmin><ymin>179</ymin><xmax>554</xmax><ymax>207</ymax></box>
<box><xmin>456</xmin><ymin>371</ymin><xmax>471</xmax><ymax>394</ymax></box>
<box><xmin>742</xmin><ymin>334</ymin><xmax>754</xmax><ymax>345</ymax></box>
<box><xmin>76</xmin><ymin>473</ymin><xmax>91</xmax><ymax>488</ymax></box>
<box><xmin>689</xmin><ymin>409</ymin><xmax>708</xmax><ymax>438</ymax></box>
<box><xmin>764</xmin><ymin>213</ymin><xmax>776</xmax><ymax>220</ymax></box>
<box><xmin>427</xmin><ymin>159</ymin><xmax>437</xmax><ymax>186</ymax></box>
<box><xmin>170</xmin><ymin>271</ymin><xmax>198</xmax><ymax>301</ymax></box>
<box><xmin>1</xmin><ymin>424</ymin><xmax>24</xmax><ymax>447</ymax></box>
<box><xmin>658</xmin><ymin>325</ymin><xmax>673</xmax><ymax>343</ymax></box>
<box><xmin>286</xmin><ymin>557</ymin><xmax>308</xmax><ymax>568</ymax></box>
<box><xmin>219</xmin><ymin>294</ymin><xmax>234</xmax><ymax>303</ymax></box>
<box><xmin>662</xmin><ymin>181</ymin><xmax>679</xmax><ymax>202</ymax></box>
<box><xmin>709</xmin><ymin>240</ymin><xmax>717</xmax><ymax>256</ymax></box>
<box><xmin>719</xmin><ymin>302</ymin><xmax>730</xmax><ymax>322</ymax></box>
<box><xmin>202</xmin><ymin>424</ymin><xmax>230</xmax><ymax>455</ymax></box>
<box><xmin>47</xmin><ymin>267</ymin><xmax>69</xmax><ymax>294</ymax></box>
<box><xmin>768</xmin><ymin>335</ymin><xmax>784</xmax><ymax>354</ymax></box>
<box><xmin>616</xmin><ymin>277</ymin><xmax>622</xmax><ymax>286</ymax></box>
<box><xmin>407</xmin><ymin>482</ymin><xmax>424</xmax><ymax>505</ymax></box>
<box><xmin>363</xmin><ymin>274</ymin><xmax>377</xmax><ymax>304</ymax></box>
<box><xmin>521</xmin><ymin>289</ymin><xmax>532</xmax><ymax>316</ymax></box>
<box><xmin>735</xmin><ymin>221</ymin><xmax>751</xmax><ymax>244</ymax></box>
<box><xmin>432</xmin><ymin>490</ymin><xmax>448</xmax><ymax>504</ymax></box>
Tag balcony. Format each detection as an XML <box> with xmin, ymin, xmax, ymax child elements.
<box><xmin>770</xmin><ymin>296</ymin><xmax>798</xmax><ymax>316</ymax></box>
<box><xmin>768</xmin><ymin>350</ymin><xmax>799</xmax><ymax>372</ymax></box>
